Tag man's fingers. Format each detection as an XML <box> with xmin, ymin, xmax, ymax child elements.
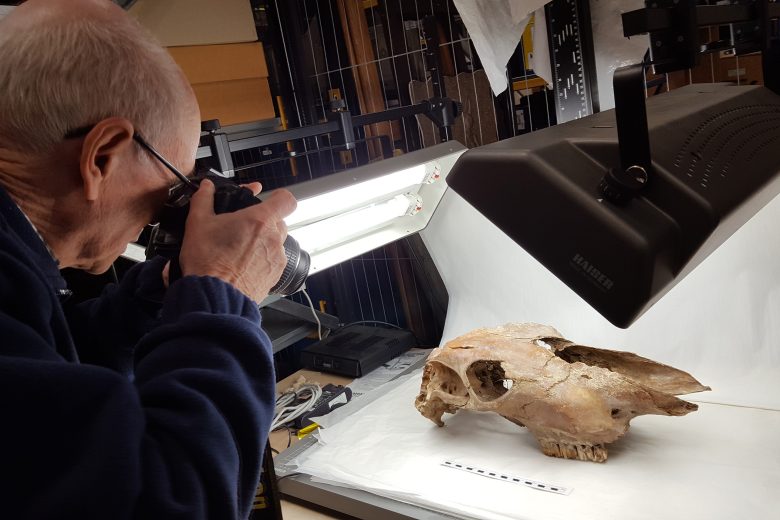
<box><xmin>188</xmin><ymin>183</ymin><xmax>296</xmax><ymax>228</ymax></box>
<box><xmin>241</xmin><ymin>182</ymin><xmax>263</xmax><ymax>196</ymax></box>
<box><xmin>189</xmin><ymin>179</ymin><xmax>216</xmax><ymax>218</ymax></box>
<box><xmin>161</xmin><ymin>261</ymin><xmax>170</xmax><ymax>288</ymax></box>
<box><xmin>259</xmin><ymin>189</ymin><xmax>297</xmax><ymax>221</ymax></box>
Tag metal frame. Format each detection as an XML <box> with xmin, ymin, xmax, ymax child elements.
<box><xmin>622</xmin><ymin>0</ymin><xmax>780</xmax><ymax>90</ymax></box>
<box><xmin>196</xmin><ymin>14</ymin><xmax>459</xmax><ymax>177</ymax></box>
<box><xmin>197</xmin><ymin>97</ymin><xmax>461</xmax><ymax>177</ymax></box>
<box><xmin>261</xmin><ymin>298</ymin><xmax>339</xmax><ymax>354</ymax></box>
<box><xmin>600</xmin><ymin>0</ymin><xmax>780</xmax><ymax>205</ymax></box>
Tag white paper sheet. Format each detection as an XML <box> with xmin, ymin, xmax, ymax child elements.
<box><xmin>453</xmin><ymin>0</ymin><xmax>548</xmax><ymax>96</ymax></box>
<box><xmin>293</xmin><ymin>374</ymin><xmax>780</xmax><ymax>520</ymax></box>
<box><xmin>309</xmin><ymin>373</ymin><xmax>417</xmax><ymax>429</ymax></box>
<box><xmin>347</xmin><ymin>350</ymin><xmax>429</xmax><ymax>397</ymax></box>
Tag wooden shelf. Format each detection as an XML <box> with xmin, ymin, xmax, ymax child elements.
<box><xmin>512</xmin><ymin>76</ymin><xmax>548</xmax><ymax>91</ymax></box>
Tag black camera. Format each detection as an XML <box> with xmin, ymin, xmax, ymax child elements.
<box><xmin>146</xmin><ymin>172</ymin><xmax>309</xmax><ymax>296</ymax></box>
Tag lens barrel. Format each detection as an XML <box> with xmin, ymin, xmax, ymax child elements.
<box><xmin>271</xmin><ymin>235</ymin><xmax>310</xmax><ymax>296</ymax></box>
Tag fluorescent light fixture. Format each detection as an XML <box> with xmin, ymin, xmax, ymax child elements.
<box><xmin>271</xmin><ymin>141</ymin><xmax>466</xmax><ymax>275</ymax></box>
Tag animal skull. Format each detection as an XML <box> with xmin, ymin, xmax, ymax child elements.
<box><xmin>415</xmin><ymin>323</ymin><xmax>710</xmax><ymax>462</ymax></box>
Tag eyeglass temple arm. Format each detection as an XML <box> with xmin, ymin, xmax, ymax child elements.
<box><xmin>132</xmin><ymin>133</ymin><xmax>199</xmax><ymax>191</ymax></box>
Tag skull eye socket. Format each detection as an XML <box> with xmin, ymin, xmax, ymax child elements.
<box><xmin>430</xmin><ymin>362</ymin><xmax>468</xmax><ymax>397</ymax></box>
<box><xmin>466</xmin><ymin>360</ymin><xmax>513</xmax><ymax>401</ymax></box>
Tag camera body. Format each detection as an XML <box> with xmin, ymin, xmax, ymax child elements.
<box><xmin>146</xmin><ymin>173</ymin><xmax>309</xmax><ymax>296</ymax></box>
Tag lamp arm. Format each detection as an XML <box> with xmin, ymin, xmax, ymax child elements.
<box><xmin>597</xmin><ymin>63</ymin><xmax>652</xmax><ymax>205</ymax></box>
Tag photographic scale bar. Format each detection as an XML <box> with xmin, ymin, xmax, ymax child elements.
<box><xmin>441</xmin><ymin>460</ymin><xmax>573</xmax><ymax>496</ymax></box>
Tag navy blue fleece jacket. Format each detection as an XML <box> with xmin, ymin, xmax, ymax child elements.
<box><xmin>0</xmin><ymin>186</ymin><xmax>275</xmax><ymax>519</ymax></box>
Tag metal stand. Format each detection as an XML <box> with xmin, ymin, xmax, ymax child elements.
<box><xmin>622</xmin><ymin>0</ymin><xmax>780</xmax><ymax>92</ymax></box>
<box><xmin>196</xmin><ymin>94</ymin><xmax>461</xmax><ymax>175</ymax></box>
<box><xmin>422</xmin><ymin>15</ymin><xmax>453</xmax><ymax>142</ymax></box>
<box><xmin>196</xmin><ymin>15</ymin><xmax>460</xmax><ymax>174</ymax></box>
<box><xmin>600</xmin><ymin>0</ymin><xmax>780</xmax><ymax>205</ymax></box>
<box><xmin>201</xmin><ymin>119</ymin><xmax>236</xmax><ymax>177</ymax></box>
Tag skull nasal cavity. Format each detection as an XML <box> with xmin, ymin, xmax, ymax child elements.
<box><xmin>466</xmin><ymin>360</ymin><xmax>512</xmax><ymax>401</ymax></box>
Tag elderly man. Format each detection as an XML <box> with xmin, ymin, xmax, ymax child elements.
<box><xmin>0</xmin><ymin>0</ymin><xmax>296</xmax><ymax>518</ymax></box>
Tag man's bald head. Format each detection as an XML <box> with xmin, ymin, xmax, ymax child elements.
<box><xmin>11</xmin><ymin>0</ymin><xmax>125</xmax><ymax>25</ymax></box>
<box><xmin>0</xmin><ymin>0</ymin><xmax>197</xmax><ymax>156</ymax></box>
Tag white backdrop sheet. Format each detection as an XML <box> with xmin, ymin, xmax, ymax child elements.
<box><xmin>420</xmin><ymin>190</ymin><xmax>780</xmax><ymax>411</ymax></box>
<box><xmin>293</xmin><ymin>375</ymin><xmax>780</xmax><ymax>520</ymax></box>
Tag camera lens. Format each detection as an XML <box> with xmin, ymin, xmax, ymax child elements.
<box><xmin>271</xmin><ymin>234</ymin><xmax>310</xmax><ymax>296</ymax></box>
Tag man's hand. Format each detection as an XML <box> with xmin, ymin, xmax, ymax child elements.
<box><xmin>178</xmin><ymin>179</ymin><xmax>297</xmax><ymax>302</ymax></box>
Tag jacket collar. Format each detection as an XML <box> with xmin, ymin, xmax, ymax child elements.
<box><xmin>0</xmin><ymin>184</ymin><xmax>69</xmax><ymax>297</ymax></box>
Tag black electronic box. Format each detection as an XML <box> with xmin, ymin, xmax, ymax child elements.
<box><xmin>300</xmin><ymin>325</ymin><xmax>416</xmax><ymax>377</ymax></box>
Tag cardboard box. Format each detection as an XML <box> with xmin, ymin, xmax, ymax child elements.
<box><xmin>192</xmin><ymin>78</ymin><xmax>274</xmax><ymax>127</ymax></box>
<box><xmin>168</xmin><ymin>43</ymin><xmax>275</xmax><ymax>126</ymax></box>
<box><xmin>130</xmin><ymin>0</ymin><xmax>257</xmax><ymax>47</ymax></box>
<box><xmin>167</xmin><ymin>43</ymin><xmax>268</xmax><ymax>83</ymax></box>
<box><xmin>717</xmin><ymin>53</ymin><xmax>764</xmax><ymax>86</ymax></box>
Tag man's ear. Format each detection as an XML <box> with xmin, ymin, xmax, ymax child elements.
<box><xmin>79</xmin><ymin>118</ymin><xmax>135</xmax><ymax>201</ymax></box>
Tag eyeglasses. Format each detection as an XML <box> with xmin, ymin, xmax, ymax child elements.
<box><xmin>131</xmin><ymin>132</ymin><xmax>198</xmax><ymax>192</ymax></box>
<box><xmin>64</xmin><ymin>125</ymin><xmax>199</xmax><ymax>193</ymax></box>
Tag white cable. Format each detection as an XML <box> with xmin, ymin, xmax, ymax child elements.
<box><xmin>300</xmin><ymin>286</ymin><xmax>322</xmax><ymax>340</ymax></box>
<box><xmin>272</xmin><ymin>385</ymin><xmax>321</xmax><ymax>430</ymax></box>
<box><xmin>271</xmin><ymin>383</ymin><xmax>322</xmax><ymax>431</ymax></box>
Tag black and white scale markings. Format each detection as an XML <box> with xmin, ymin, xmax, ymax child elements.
<box><xmin>547</xmin><ymin>0</ymin><xmax>594</xmax><ymax>123</ymax></box>
<box><xmin>441</xmin><ymin>460</ymin><xmax>573</xmax><ymax>496</ymax></box>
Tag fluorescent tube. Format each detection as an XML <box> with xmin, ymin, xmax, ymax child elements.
<box><xmin>285</xmin><ymin>164</ymin><xmax>427</xmax><ymax>227</ymax></box>
<box><xmin>289</xmin><ymin>194</ymin><xmax>417</xmax><ymax>253</ymax></box>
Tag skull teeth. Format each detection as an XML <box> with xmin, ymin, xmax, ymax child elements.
<box><xmin>538</xmin><ymin>439</ymin><xmax>608</xmax><ymax>463</ymax></box>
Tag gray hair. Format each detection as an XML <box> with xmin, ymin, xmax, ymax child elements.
<box><xmin>0</xmin><ymin>9</ymin><xmax>186</xmax><ymax>155</ymax></box>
